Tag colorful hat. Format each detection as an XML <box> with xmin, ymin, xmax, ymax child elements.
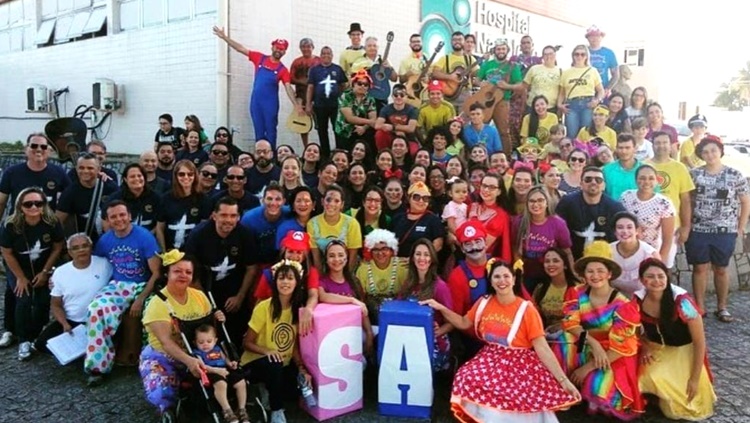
<box><xmin>494</xmin><ymin>38</ymin><xmax>509</xmax><ymax>47</ymax></box>
<box><xmin>363</xmin><ymin>229</ymin><xmax>399</xmax><ymax>255</ymax></box>
<box><xmin>407</xmin><ymin>181</ymin><xmax>431</xmax><ymax>196</ymax></box>
<box><xmin>574</xmin><ymin>240</ymin><xmax>622</xmax><ymax>280</ymax></box>
<box><xmin>427</xmin><ymin>79</ymin><xmax>444</xmax><ymax>92</ymax></box>
<box><xmin>347</xmin><ymin>23</ymin><xmax>364</xmax><ymax>35</ymax></box>
<box><xmin>585</xmin><ymin>25</ymin><xmax>605</xmax><ymax>38</ymax></box>
<box><xmin>456</xmin><ymin>220</ymin><xmax>486</xmax><ymax>244</ymax></box>
<box><xmin>271</xmin><ymin>39</ymin><xmax>289</xmax><ymax>51</ymax></box>
<box><xmin>518</xmin><ymin>137</ymin><xmax>542</xmax><ymax>155</ymax></box>
<box><xmin>159</xmin><ymin>249</ymin><xmax>185</xmax><ymax>266</ymax></box>
<box><xmin>351</xmin><ymin>69</ymin><xmax>373</xmax><ymax>85</ymax></box>
<box><xmin>696</xmin><ymin>134</ymin><xmax>724</xmax><ymax>158</ymax></box>
<box><xmin>280</xmin><ymin>230</ymin><xmax>310</xmax><ymax>252</ymax></box>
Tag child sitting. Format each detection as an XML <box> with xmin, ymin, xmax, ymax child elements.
<box><xmin>193</xmin><ymin>324</ymin><xmax>249</xmax><ymax>423</ymax></box>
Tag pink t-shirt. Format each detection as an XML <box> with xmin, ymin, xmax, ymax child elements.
<box><xmin>442</xmin><ymin>200</ymin><xmax>468</xmax><ymax>228</ymax></box>
<box><xmin>511</xmin><ymin>215</ymin><xmax>572</xmax><ymax>278</ymax></box>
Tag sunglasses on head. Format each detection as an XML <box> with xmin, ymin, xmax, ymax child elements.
<box><xmin>21</xmin><ymin>200</ymin><xmax>45</xmax><ymax>209</ymax></box>
<box><xmin>201</xmin><ymin>170</ymin><xmax>218</xmax><ymax>179</ymax></box>
<box><xmin>29</xmin><ymin>143</ymin><xmax>49</xmax><ymax>150</ymax></box>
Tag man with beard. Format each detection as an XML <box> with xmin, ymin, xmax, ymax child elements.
<box><xmin>244</xmin><ymin>140</ymin><xmax>281</xmax><ymax>195</ymax></box>
<box><xmin>477</xmin><ymin>38</ymin><xmax>524</xmax><ymax>155</ymax></box>
<box><xmin>431</xmin><ymin>31</ymin><xmax>477</xmax><ymax>112</ymax></box>
<box><xmin>139</xmin><ymin>151</ymin><xmax>170</xmax><ymax>195</ymax></box>
<box><xmin>398</xmin><ymin>33</ymin><xmax>426</xmax><ymax>83</ymax></box>
<box><xmin>184</xmin><ymin>197</ymin><xmax>254</xmax><ymax>346</ymax></box>
<box><xmin>290</xmin><ymin>38</ymin><xmax>320</xmax><ymax>148</ymax></box>
<box><xmin>306</xmin><ymin>46</ymin><xmax>348</xmax><ymax>158</ymax></box>
<box><xmin>213</xmin><ymin>27</ymin><xmax>303</xmax><ymax>147</ymax></box>
<box><xmin>417</xmin><ymin>80</ymin><xmax>456</xmax><ymax>137</ymax></box>
<box><xmin>155</xmin><ymin>142</ymin><xmax>175</xmax><ymax>183</ymax></box>
<box><xmin>446</xmin><ymin>221</ymin><xmax>491</xmax><ymax>360</ymax></box>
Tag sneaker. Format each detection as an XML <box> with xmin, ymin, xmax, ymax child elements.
<box><xmin>270</xmin><ymin>410</ymin><xmax>287</xmax><ymax>423</ymax></box>
<box><xmin>18</xmin><ymin>341</ymin><xmax>32</xmax><ymax>361</ymax></box>
<box><xmin>0</xmin><ymin>331</ymin><xmax>13</xmax><ymax>348</ymax></box>
<box><xmin>257</xmin><ymin>384</ymin><xmax>270</xmax><ymax>410</ymax></box>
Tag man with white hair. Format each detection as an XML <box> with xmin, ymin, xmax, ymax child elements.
<box><xmin>34</xmin><ymin>233</ymin><xmax>112</xmax><ymax>352</ymax></box>
<box><xmin>355</xmin><ymin>229</ymin><xmax>408</xmax><ymax>324</ymax></box>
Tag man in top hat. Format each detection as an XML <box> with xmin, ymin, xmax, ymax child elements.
<box><xmin>680</xmin><ymin>114</ymin><xmax>708</xmax><ymax>169</ymax></box>
<box><xmin>213</xmin><ymin>26</ymin><xmax>303</xmax><ymax>148</ymax></box>
<box><xmin>417</xmin><ymin>79</ymin><xmax>457</xmax><ymax>138</ymax></box>
<box><xmin>340</xmin><ymin>23</ymin><xmax>365</xmax><ymax>76</ymax></box>
<box><xmin>586</xmin><ymin>26</ymin><xmax>619</xmax><ymax>96</ymax></box>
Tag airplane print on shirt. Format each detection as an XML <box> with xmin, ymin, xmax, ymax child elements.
<box><xmin>211</xmin><ymin>256</ymin><xmax>236</xmax><ymax>281</ymax></box>
<box><xmin>20</xmin><ymin>240</ymin><xmax>48</xmax><ymax>262</ymax></box>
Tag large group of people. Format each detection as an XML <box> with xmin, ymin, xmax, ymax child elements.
<box><xmin>0</xmin><ymin>20</ymin><xmax>742</xmax><ymax>423</ymax></box>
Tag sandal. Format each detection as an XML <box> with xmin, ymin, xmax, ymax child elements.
<box><xmin>222</xmin><ymin>408</ymin><xmax>239</xmax><ymax>423</ymax></box>
<box><xmin>236</xmin><ymin>408</ymin><xmax>250</xmax><ymax>423</ymax></box>
<box><xmin>715</xmin><ymin>309</ymin><xmax>734</xmax><ymax>323</ymax></box>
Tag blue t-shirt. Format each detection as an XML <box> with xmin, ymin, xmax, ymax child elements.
<box><xmin>308</xmin><ymin>63</ymin><xmax>348</xmax><ymax>108</ymax></box>
<box><xmin>588</xmin><ymin>46</ymin><xmax>618</xmax><ymax>88</ymax></box>
<box><xmin>0</xmin><ymin>162</ymin><xmax>71</xmax><ymax>211</ymax></box>
<box><xmin>105</xmin><ymin>189</ymin><xmax>162</xmax><ymax>232</ymax></box>
<box><xmin>240</xmin><ymin>206</ymin><xmax>290</xmax><ymax>265</ymax></box>
<box><xmin>462</xmin><ymin>124</ymin><xmax>502</xmax><ymax>155</ymax></box>
<box><xmin>94</xmin><ymin>225</ymin><xmax>159</xmax><ymax>283</ymax></box>
<box><xmin>194</xmin><ymin>345</ymin><xmax>226</xmax><ymax>367</ymax></box>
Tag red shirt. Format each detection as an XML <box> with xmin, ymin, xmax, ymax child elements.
<box><xmin>247</xmin><ymin>51</ymin><xmax>291</xmax><ymax>84</ymax></box>
<box><xmin>447</xmin><ymin>260</ymin><xmax>487</xmax><ymax>315</ymax></box>
<box><xmin>290</xmin><ymin>55</ymin><xmax>320</xmax><ymax>91</ymax></box>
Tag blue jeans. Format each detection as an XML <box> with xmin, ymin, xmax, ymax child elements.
<box><xmin>564</xmin><ymin>96</ymin><xmax>594</xmax><ymax>138</ymax></box>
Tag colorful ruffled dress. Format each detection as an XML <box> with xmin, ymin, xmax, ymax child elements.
<box><xmin>634</xmin><ymin>285</ymin><xmax>716</xmax><ymax>421</ymax></box>
<box><xmin>451</xmin><ymin>296</ymin><xmax>579</xmax><ymax>422</ymax></box>
<box><xmin>551</xmin><ymin>285</ymin><xmax>644</xmax><ymax>420</ymax></box>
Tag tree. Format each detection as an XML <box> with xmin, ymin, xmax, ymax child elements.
<box><xmin>714</xmin><ymin>62</ymin><xmax>750</xmax><ymax>110</ymax></box>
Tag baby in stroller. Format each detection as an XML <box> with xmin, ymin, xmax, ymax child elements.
<box><xmin>193</xmin><ymin>323</ymin><xmax>250</xmax><ymax>423</ymax></box>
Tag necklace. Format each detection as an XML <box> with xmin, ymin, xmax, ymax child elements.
<box><xmin>367</xmin><ymin>258</ymin><xmax>398</xmax><ymax>296</ymax></box>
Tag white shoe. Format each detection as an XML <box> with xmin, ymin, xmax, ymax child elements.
<box><xmin>18</xmin><ymin>341</ymin><xmax>32</xmax><ymax>361</ymax></box>
<box><xmin>0</xmin><ymin>331</ymin><xmax>13</xmax><ymax>348</ymax></box>
<box><xmin>257</xmin><ymin>384</ymin><xmax>270</xmax><ymax>410</ymax></box>
<box><xmin>270</xmin><ymin>410</ymin><xmax>287</xmax><ymax>423</ymax></box>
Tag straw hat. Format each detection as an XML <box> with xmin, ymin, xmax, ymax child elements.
<box><xmin>574</xmin><ymin>240</ymin><xmax>622</xmax><ymax>280</ymax></box>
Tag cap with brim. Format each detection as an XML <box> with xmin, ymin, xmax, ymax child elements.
<box><xmin>280</xmin><ymin>230</ymin><xmax>311</xmax><ymax>252</ymax></box>
<box><xmin>574</xmin><ymin>240</ymin><xmax>622</xmax><ymax>280</ymax></box>
<box><xmin>688</xmin><ymin>114</ymin><xmax>708</xmax><ymax>128</ymax></box>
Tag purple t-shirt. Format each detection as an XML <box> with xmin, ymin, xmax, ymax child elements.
<box><xmin>319</xmin><ymin>275</ymin><xmax>357</xmax><ymax>297</ymax></box>
<box><xmin>511</xmin><ymin>215</ymin><xmax>572</xmax><ymax>278</ymax></box>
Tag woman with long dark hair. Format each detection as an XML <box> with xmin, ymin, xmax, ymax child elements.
<box><xmin>606</xmin><ymin>93</ymin><xmax>632</xmax><ymax>135</ymax></box>
<box><xmin>176</xmin><ymin>129</ymin><xmax>209</xmax><ymax>166</ymax></box>
<box><xmin>155</xmin><ymin>160</ymin><xmax>210</xmax><ymax>251</ymax></box>
<box><xmin>625</xmin><ymin>86</ymin><xmax>648</xmax><ymax>122</ymax></box>
<box><xmin>521</xmin><ymin>95</ymin><xmax>559</xmax><ymax>145</ymax></box>
<box><xmin>353</xmin><ymin>185</ymin><xmax>390</xmax><ymax>239</ymax></box>
<box><xmin>534</xmin><ymin>248</ymin><xmax>578</xmax><ymax>332</ymax></box>
<box><xmin>468</xmin><ymin>172</ymin><xmax>511</xmax><ymax>262</ymax></box>
<box><xmin>106</xmin><ymin>163</ymin><xmax>162</xmax><ymax>233</ymax></box>
<box><xmin>301</xmin><ymin>143</ymin><xmax>321</xmax><ymax>188</ymax></box>
<box><xmin>344</xmin><ymin>162</ymin><xmax>367</xmax><ymax>210</ymax></box>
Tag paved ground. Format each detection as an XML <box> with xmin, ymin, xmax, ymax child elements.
<box><xmin>1</xmin><ymin>287</ymin><xmax>749</xmax><ymax>423</ymax></box>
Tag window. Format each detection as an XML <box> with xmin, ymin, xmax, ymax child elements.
<box><xmin>142</xmin><ymin>0</ymin><xmax>163</xmax><ymax>27</ymax></box>
<box><xmin>194</xmin><ymin>0</ymin><xmax>215</xmax><ymax>15</ymax></box>
<box><xmin>82</xmin><ymin>6</ymin><xmax>106</xmax><ymax>33</ymax></box>
<box><xmin>0</xmin><ymin>4</ymin><xmax>9</xmax><ymax>29</ymax></box>
<box><xmin>54</xmin><ymin>13</ymin><xmax>73</xmax><ymax>43</ymax></box>
<box><xmin>74</xmin><ymin>0</ymin><xmax>91</xmax><ymax>9</ymax></box>
<box><xmin>65</xmin><ymin>9</ymin><xmax>90</xmax><ymax>38</ymax></box>
<box><xmin>35</xmin><ymin>19</ymin><xmax>56</xmax><ymax>44</ymax></box>
<box><xmin>42</xmin><ymin>0</ymin><xmax>57</xmax><ymax>17</ymax></box>
<box><xmin>0</xmin><ymin>29</ymin><xmax>9</xmax><ymax>54</ymax></box>
<box><xmin>34</xmin><ymin>0</ymin><xmax>108</xmax><ymax>48</ymax></box>
<box><xmin>623</xmin><ymin>48</ymin><xmax>645</xmax><ymax>67</ymax></box>
<box><xmin>117</xmin><ymin>0</ymin><xmax>215</xmax><ymax>32</ymax></box>
<box><xmin>9</xmin><ymin>24</ymin><xmax>21</xmax><ymax>50</ymax></box>
<box><xmin>118</xmin><ymin>0</ymin><xmax>138</xmax><ymax>30</ymax></box>
<box><xmin>167</xmin><ymin>0</ymin><xmax>189</xmax><ymax>22</ymax></box>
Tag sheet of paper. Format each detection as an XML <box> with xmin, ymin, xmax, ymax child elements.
<box><xmin>47</xmin><ymin>324</ymin><xmax>88</xmax><ymax>366</ymax></box>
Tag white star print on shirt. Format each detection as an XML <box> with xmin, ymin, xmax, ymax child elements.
<box><xmin>319</xmin><ymin>74</ymin><xmax>336</xmax><ymax>98</ymax></box>
<box><xmin>573</xmin><ymin>221</ymin><xmax>606</xmax><ymax>247</ymax></box>
<box><xmin>20</xmin><ymin>240</ymin><xmax>48</xmax><ymax>262</ymax></box>
<box><xmin>211</xmin><ymin>256</ymin><xmax>236</xmax><ymax>281</ymax></box>
<box><xmin>168</xmin><ymin>214</ymin><xmax>195</xmax><ymax>249</ymax></box>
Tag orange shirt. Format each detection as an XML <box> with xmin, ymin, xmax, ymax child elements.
<box><xmin>466</xmin><ymin>296</ymin><xmax>544</xmax><ymax>348</ymax></box>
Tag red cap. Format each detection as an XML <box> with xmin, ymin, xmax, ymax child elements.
<box><xmin>427</xmin><ymin>79</ymin><xmax>444</xmax><ymax>92</ymax></box>
<box><xmin>271</xmin><ymin>39</ymin><xmax>289</xmax><ymax>50</ymax></box>
<box><xmin>585</xmin><ymin>26</ymin><xmax>605</xmax><ymax>38</ymax></box>
<box><xmin>456</xmin><ymin>220</ymin><xmax>486</xmax><ymax>244</ymax></box>
<box><xmin>280</xmin><ymin>230</ymin><xmax>310</xmax><ymax>251</ymax></box>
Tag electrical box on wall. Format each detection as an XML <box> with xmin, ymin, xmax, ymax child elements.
<box><xmin>26</xmin><ymin>85</ymin><xmax>50</xmax><ymax>112</ymax></box>
<box><xmin>92</xmin><ymin>78</ymin><xmax>121</xmax><ymax>110</ymax></box>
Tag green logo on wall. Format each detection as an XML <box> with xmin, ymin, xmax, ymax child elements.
<box><xmin>420</xmin><ymin>0</ymin><xmax>472</xmax><ymax>54</ymax></box>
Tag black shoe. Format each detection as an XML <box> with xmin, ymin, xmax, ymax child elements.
<box><xmin>87</xmin><ymin>374</ymin><xmax>106</xmax><ymax>387</ymax></box>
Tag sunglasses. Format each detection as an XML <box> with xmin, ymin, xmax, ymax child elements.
<box><xmin>355</xmin><ymin>82</ymin><xmax>370</xmax><ymax>87</ymax></box>
<box><xmin>21</xmin><ymin>200</ymin><xmax>45</xmax><ymax>209</ymax></box>
<box><xmin>569</xmin><ymin>157</ymin><xmax>586</xmax><ymax>163</ymax></box>
<box><xmin>411</xmin><ymin>193</ymin><xmax>431</xmax><ymax>203</ymax></box>
<box><xmin>226</xmin><ymin>174</ymin><xmax>246</xmax><ymax>181</ymax></box>
<box><xmin>583</xmin><ymin>176</ymin><xmax>604</xmax><ymax>184</ymax></box>
<box><xmin>29</xmin><ymin>143</ymin><xmax>49</xmax><ymax>150</ymax></box>
<box><xmin>201</xmin><ymin>170</ymin><xmax>218</xmax><ymax>179</ymax></box>
<box><xmin>177</xmin><ymin>171</ymin><xmax>194</xmax><ymax>177</ymax></box>
<box><xmin>574</xmin><ymin>52</ymin><xmax>587</xmax><ymax>57</ymax></box>
<box><xmin>518</xmin><ymin>147</ymin><xmax>541</xmax><ymax>155</ymax></box>
<box><xmin>211</xmin><ymin>150</ymin><xmax>229</xmax><ymax>156</ymax></box>
<box><xmin>216</xmin><ymin>133</ymin><xmax>229</xmax><ymax>138</ymax></box>
<box><xmin>393</xmin><ymin>91</ymin><xmax>406</xmax><ymax>98</ymax></box>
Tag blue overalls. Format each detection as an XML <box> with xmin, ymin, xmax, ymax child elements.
<box><xmin>250</xmin><ymin>56</ymin><xmax>283</xmax><ymax>147</ymax></box>
<box><xmin>459</xmin><ymin>260</ymin><xmax>488</xmax><ymax>304</ymax></box>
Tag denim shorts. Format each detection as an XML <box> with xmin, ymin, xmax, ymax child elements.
<box><xmin>684</xmin><ymin>231</ymin><xmax>737</xmax><ymax>267</ymax></box>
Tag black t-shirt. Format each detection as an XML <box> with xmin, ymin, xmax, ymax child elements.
<box><xmin>184</xmin><ymin>221</ymin><xmax>253</xmax><ymax>298</ymax></box>
<box><xmin>378</xmin><ymin>104</ymin><xmax>419</xmax><ymax>140</ymax></box>
<box><xmin>148</xmin><ymin>177</ymin><xmax>171</xmax><ymax>195</ymax></box>
<box><xmin>155</xmin><ymin>167</ymin><xmax>173</xmax><ymax>184</ymax></box>
<box><xmin>302</xmin><ymin>169</ymin><xmax>319</xmax><ymax>188</ymax></box>
<box><xmin>244</xmin><ymin>166</ymin><xmax>281</xmax><ymax>195</ymax></box>
<box><xmin>345</xmin><ymin>186</ymin><xmax>364</xmax><ymax>211</ymax></box>
<box><xmin>176</xmin><ymin>149</ymin><xmax>208</xmax><ymax>167</ymax></box>
<box><xmin>58</xmin><ymin>180</ymin><xmax>118</xmax><ymax>237</ymax></box>
<box><xmin>556</xmin><ymin>191</ymin><xmax>626</xmax><ymax>260</ymax></box>
<box><xmin>154</xmin><ymin>127</ymin><xmax>185</xmax><ymax>149</ymax></box>
<box><xmin>210</xmin><ymin>190</ymin><xmax>260</xmax><ymax>216</ymax></box>
<box><xmin>0</xmin><ymin>163</ymin><xmax>71</xmax><ymax>211</ymax></box>
<box><xmin>383</xmin><ymin>202</ymin><xmax>406</xmax><ymax>220</ymax></box>
<box><xmin>391</xmin><ymin>211</ymin><xmax>446</xmax><ymax>258</ymax></box>
<box><xmin>105</xmin><ymin>189</ymin><xmax>162</xmax><ymax>232</ymax></box>
<box><xmin>67</xmin><ymin>167</ymin><xmax>119</xmax><ymax>193</ymax></box>
<box><xmin>0</xmin><ymin>220</ymin><xmax>64</xmax><ymax>279</ymax></box>
<box><xmin>158</xmin><ymin>193</ymin><xmax>211</xmax><ymax>250</ymax></box>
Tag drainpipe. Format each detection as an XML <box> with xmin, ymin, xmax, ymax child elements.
<box><xmin>215</xmin><ymin>0</ymin><xmax>229</xmax><ymax>128</ymax></box>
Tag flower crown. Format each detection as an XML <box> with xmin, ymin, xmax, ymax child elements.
<box><xmin>159</xmin><ymin>249</ymin><xmax>185</xmax><ymax>266</ymax></box>
<box><xmin>271</xmin><ymin>259</ymin><xmax>304</xmax><ymax>278</ymax></box>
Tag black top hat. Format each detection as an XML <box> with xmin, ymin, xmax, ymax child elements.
<box><xmin>348</xmin><ymin>23</ymin><xmax>364</xmax><ymax>34</ymax></box>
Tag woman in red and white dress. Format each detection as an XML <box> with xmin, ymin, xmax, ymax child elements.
<box><xmin>422</xmin><ymin>260</ymin><xmax>581</xmax><ymax>422</ymax></box>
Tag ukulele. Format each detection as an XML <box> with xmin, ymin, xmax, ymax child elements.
<box><xmin>405</xmin><ymin>41</ymin><xmax>444</xmax><ymax>108</ymax></box>
<box><xmin>369</xmin><ymin>31</ymin><xmax>395</xmax><ymax>102</ymax></box>
<box><xmin>441</xmin><ymin>57</ymin><xmax>480</xmax><ymax>101</ymax></box>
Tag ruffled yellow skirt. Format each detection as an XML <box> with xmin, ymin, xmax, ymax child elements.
<box><xmin>638</xmin><ymin>341</ymin><xmax>716</xmax><ymax>421</ymax></box>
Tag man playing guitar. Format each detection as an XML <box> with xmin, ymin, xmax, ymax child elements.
<box><xmin>290</xmin><ymin>38</ymin><xmax>320</xmax><ymax>148</ymax></box>
<box><xmin>477</xmin><ymin>38</ymin><xmax>523</xmax><ymax>155</ymax></box>
<box><xmin>351</xmin><ymin>36</ymin><xmax>397</xmax><ymax>114</ymax></box>
<box><xmin>431</xmin><ymin>31</ymin><xmax>477</xmax><ymax>113</ymax></box>
<box><xmin>398</xmin><ymin>33</ymin><xmax>426</xmax><ymax>84</ymax></box>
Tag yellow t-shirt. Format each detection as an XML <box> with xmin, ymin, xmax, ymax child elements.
<box><xmin>399</xmin><ymin>53</ymin><xmax>425</xmax><ymax>77</ymax></box>
<box><xmin>560</xmin><ymin>66</ymin><xmax>602</xmax><ymax>100</ymax></box>
<box><xmin>350</xmin><ymin>54</ymin><xmax>378</xmax><ymax>74</ymax></box>
<box><xmin>577</xmin><ymin>126</ymin><xmax>617</xmax><ymax>149</ymax></box>
<box><xmin>355</xmin><ymin>258</ymin><xmax>409</xmax><ymax>297</ymax></box>
<box><xmin>432</xmin><ymin>54</ymin><xmax>476</xmax><ymax>89</ymax></box>
<box><xmin>523</xmin><ymin>64</ymin><xmax>561</xmax><ymax>107</ymax></box>
<box><xmin>538</xmin><ymin>283</ymin><xmax>567</xmax><ymax>328</ymax></box>
<box><xmin>143</xmin><ymin>287</ymin><xmax>211</xmax><ymax>352</ymax></box>
<box><xmin>520</xmin><ymin>113</ymin><xmax>559</xmax><ymax>145</ymax></box>
<box><xmin>418</xmin><ymin>101</ymin><xmax>456</xmax><ymax>132</ymax></box>
<box><xmin>646</xmin><ymin>158</ymin><xmax>695</xmax><ymax>228</ymax></box>
<box><xmin>679</xmin><ymin>137</ymin><xmax>705</xmax><ymax>169</ymax></box>
<box><xmin>446</xmin><ymin>139</ymin><xmax>465</xmax><ymax>157</ymax></box>
<box><xmin>339</xmin><ymin>48</ymin><xmax>366</xmax><ymax>76</ymax></box>
<box><xmin>240</xmin><ymin>299</ymin><xmax>296</xmax><ymax>366</ymax></box>
<box><xmin>307</xmin><ymin>214</ymin><xmax>363</xmax><ymax>250</ymax></box>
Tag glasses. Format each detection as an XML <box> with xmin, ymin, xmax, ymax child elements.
<box><xmin>583</xmin><ymin>176</ymin><xmax>604</xmax><ymax>184</ymax></box>
<box><xmin>570</xmin><ymin>157</ymin><xmax>586</xmax><ymax>163</ymax></box>
<box><xmin>574</xmin><ymin>52</ymin><xmax>587</xmax><ymax>57</ymax></box>
<box><xmin>226</xmin><ymin>174</ymin><xmax>246</xmax><ymax>181</ymax></box>
<box><xmin>411</xmin><ymin>194</ymin><xmax>431</xmax><ymax>203</ymax></box>
<box><xmin>21</xmin><ymin>200</ymin><xmax>45</xmax><ymax>209</ymax></box>
<box><xmin>211</xmin><ymin>150</ymin><xmax>229</xmax><ymax>156</ymax></box>
<box><xmin>355</xmin><ymin>82</ymin><xmax>370</xmax><ymax>88</ymax></box>
<box><xmin>201</xmin><ymin>170</ymin><xmax>218</xmax><ymax>179</ymax></box>
<box><xmin>177</xmin><ymin>171</ymin><xmax>194</xmax><ymax>178</ymax></box>
<box><xmin>216</xmin><ymin>133</ymin><xmax>229</xmax><ymax>138</ymax></box>
<box><xmin>69</xmin><ymin>244</ymin><xmax>91</xmax><ymax>252</ymax></box>
<box><xmin>560</xmin><ymin>143</ymin><xmax>573</xmax><ymax>149</ymax></box>
<box><xmin>393</xmin><ymin>91</ymin><xmax>406</xmax><ymax>98</ymax></box>
<box><xmin>480</xmin><ymin>183</ymin><xmax>499</xmax><ymax>191</ymax></box>
<box><xmin>365</xmin><ymin>197</ymin><xmax>382</xmax><ymax>203</ymax></box>
<box><xmin>29</xmin><ymin>143</ymin><xmax>49</xmax><ymax>150</ymax></box>
<box><xmin>429</xmin><ymin>175</ymin><xmax>445</xmax><ymax>180</ymax></box>
<box><xmin>518</xmin><ymin>147</ymin><xmax>541</xmax><ymax>155</ymax></box>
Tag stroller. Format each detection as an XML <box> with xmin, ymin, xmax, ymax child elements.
<box><xmin>154</xmin><ymin>286</ymin><xmax>267</xmax><ymax>423</ymax></box>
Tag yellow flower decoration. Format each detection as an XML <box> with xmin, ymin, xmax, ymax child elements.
<box><xmin>159</xmin><ymin>249</ymin><xmax>185</xmax><ymax>266</ymax></box>
<box><xmin>513</xmin><ymin>259</ymin><xmax>524</xmax><ymax>273</ymax></box>
<box><xmin>271</xmin><ymin>259</ymin><xmax>304</xmax><ymax>278</ymax></box>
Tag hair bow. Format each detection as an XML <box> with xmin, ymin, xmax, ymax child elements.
<box><xmin>512</xmin><ymin>161</ymin><xmax>536</xmax><ymax>172</ymax></box>
<box><xmin>537</xmin><ymin>161</ymin><xmax>552</xmax><ymax>175</ymax></box>
<box><xmin>383</xmin><ymin>168</ymin><xmax>403</xmax><ymax>180</ymax></box>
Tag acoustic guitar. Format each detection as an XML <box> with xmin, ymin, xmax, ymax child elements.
<box><xmin>405</xmin><ymin>41</ymin><xmax>444</xmax><ymax>108</ymax></box>
<box><xmin>369</xmin><ymin>31</ymin><xmax>395</xmax><ymax>102</ymax></box>
<box><xmin>462</xmin><ymin>62</ymin><xmax>514</xmax><ymax>122</ymax></box>
<box><xmin>286</xmin><ymin>99</ymin><xmax>313</xmax><ymax>134</ymax></box>
<box><xmin>441</xmin><ymin>58</ymin><xmax>480</xmax><ymax>101</ymax></box>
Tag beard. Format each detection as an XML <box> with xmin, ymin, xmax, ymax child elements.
<box><xmin>411</xmin><ymin>44</ymin><xmax>422</xmax><ymax>53</ymax></box>
<box><xmin>256</xmin><ymin>157</ymin><xmax>270</xmax><ymax>168</ymax></box>
<box><xmin>495</xmin><ymin>52</ymin><xmax>508</xmax><ymax>61</ymax></box>
<box><xmin>452</xmin><ymin>42</ymin><xmax>463</xmax><ymax>52</ymax></box>
<box><xmin>158</xmin><ymin>157</ymin><xmax>174</xmax><ymax>167</ymax></box>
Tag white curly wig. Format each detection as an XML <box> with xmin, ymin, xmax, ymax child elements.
<box><xmin>364</xmin><ymin>229</ymin><xmax>399</xmax><ymax>255</ymax></box>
